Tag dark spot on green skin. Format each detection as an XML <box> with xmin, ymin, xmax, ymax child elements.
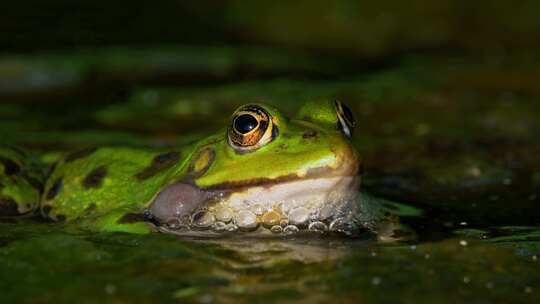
<box><xmin>64</xmin><ymin>147</ymin><xmax>98</xmax><ymax>163</ymax></box>
<box><xmin>118</xmin><ymin>213</ymin><xmax>145</xmax><ymax>224</ymax></box>
<box><xmin>0</xmin><ymin>197</ymin><xmax>20</xmax><ymax>216</ymax></box>
<box><xmin>301</xmin><ymin>116</ymin><xmax>313</xmax><ymax>123</ymax></box>
<box><xmin>83</xmin><ymin>165</ymin><xmax>108</xmax><ymax>189</ymax></box>
<box><xmin>46</xmin><ymin>162</ymin><xmax>58</xmax><ymax>179</ymax></box>
<box><xmin>302</xmin><ymin>130</ymin><xmax>318</xmax><ymax>139</ymax></box>
<box><xmin>22</xmin><ymin>173</ymin><xmax>44</xmax><ymax>193</ymax></box>
<box><xmin>41</xmin><ymin>205</ymin><xmax>52</xmax><ymax>216</ymax></box>
<box><xmin>46</xmin><ymin>178</ymin><xmax>63</xmax><ymax>200</ymax></box>
<box><xmin>0</xmin><ymin>157</ymin><xmax>20</xmax><ymax>176</ymax></box>
<box><xmin>188</xmin><ymin>148</ymin><xmax>215</xmax><ymax>177</ymax></box>
<box><xmin>135</xmin><ymin>151</ymin><xmax>180</xmax><ymax>181</ymax></box>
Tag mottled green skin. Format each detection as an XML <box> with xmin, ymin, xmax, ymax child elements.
<box><xmin>0</xmin><ymin>146</ymin><xmax>43</xmax><ymax>216</ymax></box>
<box><xmin>42</xmin><ymin>148</ymin><xmax>189</xmax><ymax>233</ymax></box>
<box><xmin>24</xmin><ymin>100</ymin><xmax>357</xmax><ymax>233</ymax></box>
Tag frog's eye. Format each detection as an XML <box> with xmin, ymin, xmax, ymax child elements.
<box><xmin>334</xmin><ymin>101</ymin><xmax>356</xmax><ymax>138</ymax></box>
<box><xmin>228</xmin><ymin>105</ymin><xmax>277</xmax><ymax>152</ymax></box>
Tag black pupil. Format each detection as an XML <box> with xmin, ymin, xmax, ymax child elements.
<box><xmin>234</xmin><ymin>114</ymin><xmax>258</xmax><ymax>134</ymax></box>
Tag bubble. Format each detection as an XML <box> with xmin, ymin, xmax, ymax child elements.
<box><xmin>283</xmin><ymin>225</ymin><xmax>299</xmax><ymax>235</ymax></box>
<box><xmin>261</xmin><ymin>210</ymin><xmax>281</xmax><ymax>227</ymax></box>
<box><xmin>270</xmin><ymin>225</ymin><xmax>283</xmax><ymax>234</ymax></box>
<box><xmin>225</xmin><ymin>223</ymin><xmax>238</xmax><ymax>232</ymax></box>
<box><xmin>235</xmin><ymin>210</ymin><xmax>258</xmax><ymax>230</ymax></box>
<box><xmin>329</xmin><ymin>218</ymin><xmax>353</xmax><ymax>235</ymax></box>
<box><xmin>214</xmin><ymin>207</ymin><xmax>233</xmax><ymax>223</ymax></box>
<box><xmin>192</xmin><ymin>211</ymin><xmax>215</xmax><ymax>228</ymax></box>
<box><xmin>308</xmin><ymin>221</ymin><xmax>328</xmax><ymax>232</ymax></box>
<box><xmin>252</xmin><ymin>204</ymin><xmax>265</xmax><ymax>215</ymax></box>
<box><xmin>212</xmin><ymin>221</ymin><xmax>227</xmax><ymax>232</ymax></box>
<box><xmin>459</xmin><ymin>240</ymin><xmax>468</xmax><ymax>246</ymax></box>
<box><xmin>289</xmin><ymin>207</ymin><xmax>310</xmax><ymax>225</ymax></box>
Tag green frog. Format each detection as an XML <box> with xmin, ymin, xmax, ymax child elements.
<box><xmin>1</xmin><ymin>100</ymin><xmax>394</xmax><ymax>237</ymax></box>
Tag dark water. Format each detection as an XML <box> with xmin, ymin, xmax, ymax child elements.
<box><xmin>1</xmin><ymin>47</ymin><xmax>539</xmax><ymax>303</ymax></box>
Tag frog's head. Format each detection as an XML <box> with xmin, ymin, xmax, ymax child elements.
<box><xmin>148</xmin><ymin>100</ymin><xmax>362</xmax><ymax>235</ymax></box>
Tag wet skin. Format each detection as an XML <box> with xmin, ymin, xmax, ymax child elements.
<box><xmin>1</xmin><ymin>100</ymin><xmax>371</xmax><ymax>235</ymax></box>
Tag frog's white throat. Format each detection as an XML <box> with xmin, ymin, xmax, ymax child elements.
<box><xmin>211</xmin><ymin>175</ymin><xmax>360</xmax><ymax>223</ymax></box>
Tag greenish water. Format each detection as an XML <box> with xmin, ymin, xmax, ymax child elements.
<box><xmin>1</xmin><ymin>47</ymin><xmax>539</xmax><ymax>303</ymax></box>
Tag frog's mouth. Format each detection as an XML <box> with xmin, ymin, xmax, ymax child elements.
<box><xmin>146</xmin><ymin>150</ymin><xmax>362</xmax><ymax>236</ymax></box>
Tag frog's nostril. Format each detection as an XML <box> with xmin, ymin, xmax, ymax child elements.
<box><xmin>302</xmin><ymin>130</ymin><xmax>318</xmax><ymax>139</ymax></box>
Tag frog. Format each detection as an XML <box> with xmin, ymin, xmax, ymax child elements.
<box><xmin>1</xmin><ymin>100</ymin><xmax>398</xmax><ymax>237</ymax></box>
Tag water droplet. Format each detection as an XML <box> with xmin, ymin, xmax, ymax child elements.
<box><xmin>308</xmin><ymin>221</ymin><xmax>328</xmax><ymax>232</ymax></box>
<box><xmin>485</xmin><ymin>282</ymin><xmax>494</xmax><ymax>289</ymax></box>
<box><xmin>289</xmin><ymin>207</ymin><xmax>310</xmax><ymax>225</ymax></box>
<box><xmin>524</xmin><ymin>286</ymin><xmax>533</xmax><ymax>293</ymax></box>
<box><xmin>463</xmin><ymin>276</ymin><xmax>471</xmax><ymax>284</ymax></box>
<box><xmin>261</xmin><ymin>210</ymin><xmax>281</xmax><ymax>227</ymax></box>
<box><xmin>532</xmin><ymin>255</ymin><xmax>538</xmax><ymax>261</ymax></box>
<box><xmin>370</xmin><ymin>251</ymin><xmax>377</xmax><ymax>257</ymax></box>
<box><xmin>214</xmin><ymin>207</ymin><xmax>233</xmax><ymax>223</ymax></box>
<box><xmin>270</xmin><ymin>225</ymin><xmax>283</xmax><ymax>234</ymax></box>
<box><xmin>459</xmin><ymin>221</ymin><xmax>468</xmax><ymax>226</ymax></box>
<box><xmin>503</xmin><ymin>178</ymin><xmax>512</xmax><ymax>185</ymax></box>
<box><xmin>371</xmin><ymin>277</ymin><xmax>382</xmax><ymax>285</ymax></box>
<box><xmin>424</xmin><ymin>254</ymin><xmax>431</xmax><ymax>259</ymax></box>
<box><xmin>459</xmin><ymin>240</ymin><xmax>468</xmax><ymax>246</ymax></box>
<box><xmin>410</xmin><ymin>245</ymin><xmax>417</xmax><ymax>251</ymax></box>
<box><xmin>235</xmin><ymin>210</ymin><xmax>258</xmax><ymax>230</ymax></box>
<box><xmin>192</xmin><ymin>211</ymin><xmax>215</xmax><ymax>228</ymax></box>
<box><xmin>283</xmin><ymin>225</ymin><xmax>299</xmax><ymax>235</ymax></box>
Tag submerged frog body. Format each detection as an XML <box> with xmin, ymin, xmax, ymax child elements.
<box><xmin>1</xmin><ymin>101</ymin><xmax>388</xmax><ymax>236</ymax></box>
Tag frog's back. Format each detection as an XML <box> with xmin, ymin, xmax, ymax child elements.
<box><xmin>42</xmin><ymin>147</ymin><xmax>188</xmax><ymax>225</ymax></box>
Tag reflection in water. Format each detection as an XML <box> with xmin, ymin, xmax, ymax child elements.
<box><xmin>188</xmin><ymin>235</ymin><xmax>371</xmax><ymax>264</ymax></box>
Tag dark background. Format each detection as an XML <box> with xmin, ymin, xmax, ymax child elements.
<box><xmin>2</xmin><ymin>0</ymin><xmax>540</xmax><ymax>56</ymax></box>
